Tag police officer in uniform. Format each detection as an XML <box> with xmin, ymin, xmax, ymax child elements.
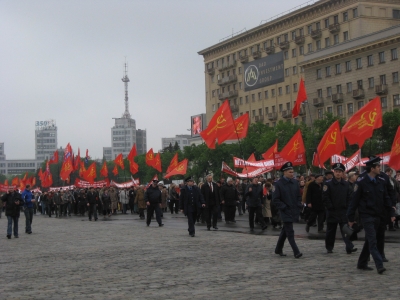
<box><xmin>272</xmin><ymin>162</ymin><xmax>303</xmax><ymax>258</ymax></box>
<box><xmin>179</xmin><ymin>177</ymin><xmax>205</xmax><ymax>237</ymax></box>
<box><xmin>347</xmin><ymin>157</ymin><xmax>395</xmax><ymax>274</ymax></box>
<box><xmin>322</xmin><ymin>163</ymin><xmax>357</xmax><ymax>254</ymax></box>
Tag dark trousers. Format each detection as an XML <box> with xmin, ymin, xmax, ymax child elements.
<box><xmin>377</xmin><ymin>216</ymin><xmax>387</xmax><ymax>258</ymax></box>
<box><xmin>248</xmin><ymin>206</ymin><xmax>265</xmax><ymax>229</ymax></box>
<box><xmin>139</xmin><ymin>208</ymin><xmax>145</xmax><ymax>218</ymax></box>
<box><xmin>78</xmin><ymin>204</ymin><xmax>86</xmax><ymax>216</ymax></box>
<box><xmin>88</xmin><ymin>204</ymin><xmax>98</xmax><ymax>220</ymax></box>
<box><xmin>307</xmin><ymin>210</ymin><xmax>325</xmax><ymax>231</ymax></box>
<box><xmin>47</xmin><ymin>204</ymin><xmax>53</xmax><ymax>217</ymax></box>
<box><xmin>24</xmin><ymin>207</ymin><xmax>33</xmax><ymax>233</ymax></box>
<box><xmin>147</xmin><ymin>203</ymin><xmax>162</xmax><ymax>225</ymax></box>
<box><xmin>241</xmin><ymin>198</ymin><xmax>246</xmax><ymax>213</ymax></box>
<box><xmin>275</xmin><ymin>222</ymin><xmax>300</xmax><ymax>255</ymax></box>
<box><xmin>204</xmin><ymin>204</ymin><xmax>218</xmax><ymax>228</ymax></box>
<box><xmin>237</xmin><ymin>199</ymin><xmax>243</xmax><ymax>214</ymax></box>
<box><xmin>325</xmin><ymin>222</ymin><xmax>354</xmax><ymax>252</ymax></box>
<box><xmin>358</xmin><ymin>217</ymin><xmax>383</xmax><ymax>269</ymax></box>
<box><xmin>187</xmin><ymin>210</ymin><xmax>197</xmax><ymax>235</ymax></box>
<box><xmin>169</xmin><ymin>200</ymin><xmax>179</xmax><ymax>213</ymax></box>
<box><xmin>218</xmin><ymin>204</ymin><xmax>223</xmax><ymax>219</ymax></box>
<box><xmin>224</xmin><ymin>205</ymin><xmax>236</xmax><ymax>221</ymax></box>
<box><xmin>7</xmin><ymin>216</ymin><xmax>19</xmax><ymax>236</ymax></box>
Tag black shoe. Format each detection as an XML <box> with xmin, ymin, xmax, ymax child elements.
<box><xmin>357</xmin><ymin>266</ymin><xmax>373</xmax><ymax>271</ymax></box>
<box><xmin>95</xmin><ymin>218</ymin><xmax>98</xmax><ymax>221</ymax></box>
<box><xmin>190</xmin><ymin>234</ymin><xmax>195</xmax><ymax>237</ymax></box>
<box><xmin>294</xmin><ymin>253</ymin><xmax>303</xmax><ymax>259</ymax></box>
<box><xmin>159</xmin><ymin>224</ymin><xmax>164</xmax><ymax>227</ymax></box>
<box><xmin>382</xmin><ymin>257</ymin><xmax>389</xmax><ymax>262</ymax></box>
<box><xmin>207</xmin><ymin>227</ymin><xmax>211</xmax><ymax>231</ymax></box>
<box><xmin>146</xmin><ymin>224</ymin><xmax>150</xmax><ymax>227</ymax></box>
<box><xmin>305</xmin><ymin>224</ymin><xmax>310</xmax><ymax>233</ymax></box>
<box><xmin>27</xmin><ymin>232</ymin><xmax>32</xmax><ymax>234</ymax></box>
<box><xmin>14</xmin><ymin>236</ymin><xmax>19</xmax><ymax>238</ymax></box>
<box><xmin>7</xmin><ymin>235</ymin><xmax>11</xmax><ymax>239</ymax></box>
<box><xmin>275</xmin><ymin>251</ymin><xmax>286</xmax><ymax>257</ymax></box>
<box><xmin>377</xmin><ymin>267</ymin><xmax>386</xmax><ymax>274</ymax></box>
<box><xmin>213</xmin><ymin>227</ymin><xmax>218</xmax><ymax>230</ymax></box>
<box><xmin>327</xmin><ymin>250</ymin><xmax>333</xmax><ymax>254</ymax></box>
<box><xmin>262</xmin><ymin>225</ymin><xmax>268</xmax><ymax>231</ymax></box>
<box><xmin>231</xmin><ymin>220</ymin><xmax>236</xmax><ymax>223</ymax></box>
<box><xmin>347</xmin><ymin>248</ymin><xmax>358</xmax><ymax>254</ymax></box>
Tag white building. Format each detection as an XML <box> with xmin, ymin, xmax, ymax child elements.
<box><xmin>161</xmin><ymin>135</ymin><xmax>191</xmax><ymax>151</ymax></box>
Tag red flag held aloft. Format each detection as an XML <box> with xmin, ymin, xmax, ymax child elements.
<box><xmin>388</xmin><ymin>126</ymin><xmax>400</xmax><ymax>170</ymax></box>
<box><xmin>165</xmin><ymin>159</ymin><xmax>188</xmax><ymax>179</ymax></box>
<box><xmin>82</xmin><ymin>162</ymin><xmax>97</xmax><ymax>184</ymax></box>
<box><xmin>226</xmin><ymin>113</ymin><xmax>249</xmax><ymax>140</ymax></box>
<box><xmin>114</xmin><ymin>153</ymin><xmax>124</xmax><ymax>169</ymax></box>
<box><xmin>49</xmin><ymin>150</ymin><xmax>59</xmax><ymax>164</ymax></box>
<box><xmin>166</xmin><ymin>153</ymin><xmax>179</xmax><ymax>174</ymax></box>
<box><xmin>154</xmin><ymin>153</ymin><xmax>162</xmax><ymax>173</ymax></box>
<box><xmin>145</xmin><ymin>148</ymin><xmax>156</xmax><ymax>167</ymax></box>
<box><xmin>277</xmin><ymin>130</ymin><xmax>306</xmax><ymax>165</ymax></box>
<box><xmin>316</xmin><ymin>120</ymin><xmax>346</xmax><ymax>165</ymax></box>
<box><xmin>292</xmin><ymin>78</ymin><xmax>307</xmax><ymax>118</ymax></box>
<box><xmin>262</xmin><ymin>140</ymin><xmax>278</xmax><ymax>160</ymax></box>
<box><xmin>127</xmin><ymin>144</ymin><xmax>137</xmax><ymax>161</ymax></box>
<box><xmin>100</xmin><ymin>161</ymin><xmax>108</xmax><ymax>178</ymax></box>
<box><xmin>112</xmin><ymin>165</ymin><xmax>118</xmax><ymax>176</ymax></box>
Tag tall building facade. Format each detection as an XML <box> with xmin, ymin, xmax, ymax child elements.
<box><xmin>35</xmin><ymin>119</ymin><xmax>58</xmax><ymax>161</ymax></box>
<box><xmin>161</xmin><ymin>135</ymin><xmax>191</xmax><ymax>151</ymax></box>
<box><xmin>198</xmin><ymin>0</ymin><xmax>400</xmax><ymax>128</ymax></box>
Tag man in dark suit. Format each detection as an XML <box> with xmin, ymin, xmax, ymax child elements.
<box><xmin>200</xmin><ymin>174</ymin><xmax>220</xmax><ymax>230</ymax></box>
<box><xmin>180</xmin><ymin>177</ymin><xmax>205</xmax><ymax>237</ymax></box>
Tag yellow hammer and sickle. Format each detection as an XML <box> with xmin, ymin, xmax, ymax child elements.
<box><xmin>177</xmin><ymin>164</ymin><xmax>184</xmax><ymax>171</ymax></box>
<box><xmin>288</xmin><ymin>140</ymin><xmax>300</xmax><ymax>155</ymax></box>
<box><xmin>235</xmin><ymin>122</ymin><xmax>244</xmax><ymax>133</ymax></box>
<box><xmin>369</xmin><ymin>110</ymin><xmax>377</xmax><ymax>125</ymax></box>
<box><xmin>148</xmin><ymin>154</ymin><xmax>153</xmax><ymax>160</ymax></box>
<box><xmin>394</xmin><ymin>138</ymin><xmax>400</xmax><ymax>155</ymax></box>
<box><xmin>321</xmin><ymin>130</ymin><xmax>337</xmax><ymax>153</ymax></box>
<box><xmin>207</xmin><ymin>113</ymin><xmax>227</xmax><ymax>135</ymax></box>
<box><xmin>89</xmin><ymin>169</ymin><xmax>95</xmax><ymax>177</ymax></box>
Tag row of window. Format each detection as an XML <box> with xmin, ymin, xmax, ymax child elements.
<box><xmin>6</xmin><ymin>162</ymin><xmax>36</xmax><ymax>167</ymax></box>
<box><xmin>36</xmin><ymin>139</ymin><xmax>56</xmax><ymax>144</ymax></box>
<box><xmin>113</xmin><ymin>136</ymin><xmax>131</xmax><ymax>141</ymax></box>
<box><xmin>36</xmin><ymin>132</ymin><xmax>56</xmax><ymax>137</ymax></box>
<box><xmin>36</xmin><ymin>145</ymin><xmax>56</xmax><ymax>149</ymax></box>
<box><xmin>112</xmin><ymin>130</ymin><xmax>134</xmax><ymax>136</ymax></box>
<box><xmin>113</xmin><ymin>143</ymin><xmax>131</xmax><ymax>148</ymax></box>
<box><xmin>36</xmin><ymin>151</ymin><xmax>57</xmax><ymax>155</ymax></box>
<box><xmin>316</xmin><ymin>49</ymin><xmax>398</xmax><ymax>79</ymax></box>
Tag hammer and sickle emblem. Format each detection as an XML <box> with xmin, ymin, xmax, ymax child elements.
<box><xmin>177</xmin><ymin>164</ymin><xmax>184</xmax><ymax>171</ymax></box>
<box><xmin>368</xmin><ymin>110</ymin><xmax>377</xmax><ymax>125</ymax></box>
<box><xmin>207</xmin><ymin>113</ymin><xmax>227</xmax><ymax>135</ymax></box>
<box><xmin>321</xmin><ymin>130</ymin><xmax>337</xmax><ymax>153</ymax></box>
<box><xmin>147</xmin><ymin>154</ymin><xmax>153</xmax><ymax>160</ymax></box>
<box><xmin>288</xmin><ymin>139</ymin><xmax>300</xmax><ymax>155</ymax></box>
<box><xmin>235</xmin><ymin>122</ymin><xmax>244</xmax><ymax>133</ymax></box>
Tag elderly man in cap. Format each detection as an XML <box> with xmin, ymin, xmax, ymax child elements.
<box><xmin>144</xmin><ymin>179</ymin><xmax>163</xmax><ymax>227</ymax></box>
<box><xmin>179</xmin><ymin>177</ymin><xmax>205</xmax><ymax>237</ymax></box>
<box><xmin>305</xmin><ymin>174</ymin><xmax>325</xmax><ymax>233</ymax></box>
<box><xmin>272</xmin><ymin>162</ymin><xmax>303</xmax><ymax>258</ymax></box>
<box><xmin>347</xmin><ymin>156</ymin><xmax>395</xmax><ymax>274</ymax></box>
<box><xmin>322</xmin><ymin>163</ymin><xmax>356</xmax><ymax>254</ymax></box>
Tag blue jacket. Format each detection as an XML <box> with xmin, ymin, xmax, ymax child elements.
<box><xmin>179</xmin><ymin>185</ymin><xmax>204</xmax><ymax>215</ymax></box>
<box><xmin>272</xmin><ymin>177</ymin><xmax>302</xmax><ymax>223</ymax></box>
<box><xmin>21</xmin><ymin>189</ymin><xmax>34</xmax><ymax>208</ymax></box>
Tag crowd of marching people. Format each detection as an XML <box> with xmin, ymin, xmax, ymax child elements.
<box><xmin>2</xmin><ymin>158</ymin><xmax>400</xmax><ymax>273</ymax></box>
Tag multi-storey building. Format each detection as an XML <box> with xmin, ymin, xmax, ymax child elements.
<box><xmin>35</xmin><ymin>119</ymin><xmax>57</xmax><ymax>161</ymax></box>
<box><xmin>161</xmin><ymin>135</ymin><xmax>191</xmax><ymax>151</ymax></box>
<box><xmin>198</xmin><ymin>0</ymin><xmax>400</xmax><ymax>128</ymax></box>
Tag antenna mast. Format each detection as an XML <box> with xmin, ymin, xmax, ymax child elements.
<box><xmin>121</xmin><ymin>61</ymin><xmax>131</xmax><ymax>118</ymax></box>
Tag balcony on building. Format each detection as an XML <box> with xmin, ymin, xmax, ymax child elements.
<box><xmin>279</xmin><ymin>41</ymin><xmax>290</xmax><ymax>50</ymax></box>
<box><xmin>329</xmin><ymin>23</ymin><xmax>340</xmax><ymax>34</ymax></box>
<box><xmin>239</xmin><ymin>54</ymin><xmax>248</xmax><ymax>63</ymax></box>
<box><xmin>281</xmin><ymin>110</ymin><xmax>291</xmax><ymax>118</ymax></box>
<box><xmin>313</xmin><ymin>97</ymin><xmax>324</xmax><ymax>107</ymax></box>
<box><xmin>375</xmin><ymin>84</ymin><xmax>388</xmax><ymax>95</ymax></box>
<box><xmin>298</xmin><ymin>107</ymin><xmax>306</xmax><ymax>116</ymax></box>
<box><xmin>267</xmin><ymin>112</ymin><xmax>278</xmax><ymax>121</ymax></box>
<box><xmin>218</xmin><ymin>90</ymin><xmax>238</xmax><ymax>101</ymax></box>
<box><xmin>229</xmin><ymin>90</ymin><xmax>238</xmax><ymax>98</ymax></box>
<box><xmin>218</xmin><ymin>60</ymin><xmax>237</xmax><ymax>72</ymax></box>
<box><xmin>311</xmin><ymin>29</ymin><xmax>322</xmax><ymax>39</ymax></box>
<box><xmin>217</xmin><ymin>75</ymin><xmax>237</xmax><ymax>86</ymax></box>
<box><xmin>295</xmin><ymin>36</ymin><xmax>305</xmax><ymax>45</ymax></box>
<box><xmin>352</xmin><ymin>89</ymin><xmax>365</xmax><ymax>99</ymax></box>
<box><xmin>331</xmin><ymin>93</ymin><xmax>344</xmax><ymax>103</ymax></box>
<box><xmin>207</xmin><ymin>65</ymin><xmax>215</xmax><ymax>75</ymax></box>
<box><xmin>230</xmin><ymin>104</ymin><xmax>239</xmax><ymax>113</ymax></box>
<box><xmin>252</xmin><ymin>50</ymin><xmax>261</xmax><ymax>59</ymax></box>
<box><xmin>255</xmin><ymin>115</ymin><xmax>264</xmax><ymax>122</ymax></box>
<box><xmin>265</xmin><ymin>46</ymin><xmax>275</xmax><ymax>54</ymax></box>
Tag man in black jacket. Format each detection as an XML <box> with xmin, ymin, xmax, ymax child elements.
<box><xmin>322</xmin><ymin>163</ymin><xmax>356</xmax><ymax>254</ymax></box>
<box><xmin>180</xmin><ymin>177</ymin><xmax>205</xmax><ymax>237</ymax></box>
<box><xmin>2</xmin><ymin>187</ymin><xmax>23</xmax><ymax>239</ymax></box>
<box><xmin>201</xmin><ymin>174</ymin><xmax>220</xmax><ymax>230</ymax></box>
<box><xmin>144</xmin><ymin>180</ymin><xmax>163</xmax><ymax>227</ymax></box>
<box><xmin>305</xmin><ymin>174</ymin><xmax>325</xmax><ymax>233</ymax></box>
<box><xmin>245</xmin><ymin>177</ymin><xmax>268</xmax><ymax>232</ymax></box>
<box><xmin>220</xmin><ymin>177</ymin><xmax>240</xmax><ymax>223</ymax></box>
<box><xmin>86</xmin><ymin>187</ymin><xmax>98</xmax><ymax>221</ymax></box>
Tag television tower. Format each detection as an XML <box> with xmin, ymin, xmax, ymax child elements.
<box><xmin>121</xmin><ymin>62</ymin><xmax>131</xmax><ymax>119</ymax></box>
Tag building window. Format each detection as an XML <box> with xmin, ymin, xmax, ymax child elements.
<box><xmin>333</xmin><ymin>15</ymin><xmax>339</xmax><ymax>24</ymax></box>
<box><xmin>393</xmin><ymin>72</ymin><xmax>399</xmax><ymax>83</ymax></box>
<box><xmin>391</xmin><ymin>48</ymin><xmax>398</xmax><ymax>60</ymax></box>
<box><xmin>368</xmin><ymin>77</ymin><xmax>375</xmax><ymax>88</ymax></box>
<box><xmin>393</xmin><ymin>94</ymin><xmax>400</xmax><ymax>106</ymax></box>
<box><xmin>286</xmin><ymin>85</ymin><xmax>290</xmax><ymax>94</ymax></box>
<box><xmin>293</xmin><ymin>83</ymin><xmax>298</xmax><ymax>92</ymax></box>
<box><xmin>293</xmin><ymin>66</ymin><xmax>297</xmax><ymax>75</ymax></box>
<box><xmin>327</xmin><ymin>106</ymin><xmax>333</xmax><ymax>114</ymax></box>
<box><xmin>325</xmin><ymin>37</ymin><xmax>330</xmax><ymax>48</ymax></box>
<box><xmin>380</xmin><ymin>74</ymin><xmax>386</xmax><ymax>85</ymax></box>
<box><xmin>238</xmin><ymin>67</ymin><xmax>242</xmax><ymax>74</ymax></box>
<box><xmin>333</xmin><ymin>34</ymin><xmax>339</xmax><ymax>45</ymax></box>
<box><xmin>212</xmin><ymin>104</ymin><xmax>216</xmax><ymax>112</ymax></box>
<box><xmin>245</xmin><ymin>95</ymin><xmax>249</xmax><ymax>103</ymax></box>
<box><xmin>335</xmin><ymin>64</ymin><xmax>341</xmax><ymax>74</ymax></box>
<box><xmin>345</xmin><ymin>61</ymin><xmax>351</xmax><ymax>72</ymax></box>
<box><xmin>317</xmin><ymin>108</ymin><xmax>323</xmax><ymax>119</ymax></box>
<box><xmin>337</xmin><ymin>105</ymin><xmax>343</xmax><ymax>116</ymax></box>
<box><xmin>291</xmin><ymin>30</ymin><xmax>296</xmax><ymax>40</ymax></box>
<box><xmin>379</xmin><ymin>51</ymin><xmax>385</xmax><ymax>63</ymax></box>
<box><xmin>367</xmin><ymin>55</ymin><xmax>373</xmax><ymax>66</ymax></box>
<box><xmin>316</xmin><ymin>22</ymin><xmax>321</xmax><ymax>30</ymax></box>
<box><xmin>317</xmin><ymin>89</ymin><xmax>323</xmax><ymax>97</ymax></box>
<box><xmin>258</xmin><ymin>108</ymin><xmax>263</xmax><ymax>116</ymax></box>
<box><xmin>336</xmin><ymin>84</ymin><xmax>342</xmax><ymax>94</ymax></box>
<box><xmin>239</xmin><ymin>82</ymin><xmax>242</xmax><ymax>90</ymax></box>
<box><xmin>279</xmin><ymin>104</ymin><xmax>283</xmax><ymax>112</ymax></box>
<box><xmin>212</xmin><ymin>90</ymin><xmax>216</xmax><ymax>97</ymax></box>
<box><xmin>252</xmin><ymin>94</ymin><xmax>255</xmax><ymax>102</ymax></box>
<box><xmin>307</xmin><ymin>43</ymin><xmax>313</xmax><ymax>53</ymax></box>
<box><xmin>252</xmin><ymin>110</ymin><xmax>256</xmax><ymax>117</ymax></box>
<box><xmin>278</xmin><ymin>87</ymin><xmax>283</xmax><ymax>95</ymax></box>
<box><xmin>353</xmin><ymin>8</ymin><xmax>358</xmax><ymax>18</ymax></box>
<box><xmin>307</xmin><ymin>25</ymin><xmax>312</xmax><ymax>34</ymax></box>
<box><xmin>299</xmin><ymin>46</ymin><xmax>304</xmax><ymax>55</ymax></box>
<box><xmin>324</xmin><ymin>18</ymin><xmax>329</xmax><ymax>28</ymax></box>
<box><xmin>327</xmin><ymin>87</ymin><xmax>332</xmax><ymax>97</ymax></box>
<box><xmin>343</xmin><ymin>11</ymin><xmax>348</xmax><ymax>21</ymax></box>
<box><xmin>239</xmin><ymin>97</ymin><xmax>243</xmax><ymax>105</ymax></box>
<box><xmin>347</xmin><ymin>103</ymin><xmax>354</xmax><ymax>114</ymax></box>
<box><xmin>299</xmin><ymin>28</ymin><xmax>304</xmax><ymax>36</ymax></box>
<box><xmin>284</xmin><ymin>51</ymin><xmax>289</xmax><ymax>60</ymax></box>
<box><xmin>393</xmin><ymin>9</ymin><xmax>400</xmax><ymax>19</ymax></box>
<box><xmin>356</xmin><ymin>58</ymin><xmax>362</xmax><ymax>69</ymax></box>
<box><xmin>258</xmin><ymin>92</ymin><xmax>262</xmax><ymax>100</ymax></box>
<box><xmin>316</xmin><ymin>40</ymin><xmax>321</xmax><ymax>50</ymax></box>
<box><xmin>343</xmin><ymin>31</ymin><xmax>349</xmax><ymax>41</ymax></box>
<box><xmin>346</xmin><ymin>82</ymin><xmax>353</xmax><ymax>93</ymax></box>
<box><xmin>265</xmin><ymin>91</ymin><xmax>269</xmax><ymax>99</ymax></box>
<box><xmin>317</xmin><ymin>69</ymin><xmax>322</xmax><ymax>79</ymax></box>
<box><xmin>285</xmin><ymin>68</ymin><xmax>290</xmax><ymax>77</ymax></box>
<box><xmin>265</xmin><ymin>107</ymin><xmax>269</xmax><ymax>114</ymax></box>
<box><xmin>292</xmin><ymin>48</ymin><xmax>297</xmax><ymax>57</ymax></box>
<box><xmin>286</xmin><ymin>102</ymin><xmax>291</xmax><ymax>110</ymax></box>
<box><xmin>381</xmin><ymin>97</ymin><xmax>387</xmax><ymax>108</ymax></box>
<box><xmin>326</xmin><ymin>66</ymin><xmax>331</xmax><ymax>77</ymax></box>
<box><xmin>271</xmin><ymin>89</ymin><xmax>275</xmax><ymax>97</ymax></box>
<box><xmin>357</xmin><ymin>80</ymin><xmax>363</xmax><ymax>89</ymax></box>
<box><xmin>358</xmin><ymin>101</ymin><xmax>364</xmax><ymax>109</ymax></box>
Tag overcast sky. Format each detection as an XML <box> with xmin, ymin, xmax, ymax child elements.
<box><xmin>1</xmin><ymin>0</ymin><xmax>308</xmax><ymax>159</ymax></box>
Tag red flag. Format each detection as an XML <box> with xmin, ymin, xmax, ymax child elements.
<box><xmin>114</xmin><ymin>153</ymin><xmax>124</xmax><ymax>169</ymax></box>
<box><xmin>100</xmin><ymin>161</ymin><xmax>108</xmax><ymax>177</ymax></box>
<box><xmin>316</xmin><ymin>120</ymin><xmax>346</xmax><ymax>165</ymax></box>
<box><xmin>112</xmin><ymin>165</ymin><xmax>118</xmax><ymax>176</ymax></box>
<box><xmin>146</xmin><ymin>148</ymin><xmax>156</xmax><ymax>167</ymax></box>
<box><xmin>64</xmin><ymin>143</ymin><xmax>72</xmax><ymax>161</ymax></box>
<box><xmin>262</xmin><ymin>140</ymin><xmax>278</xmax><ymax>160</ymax></box>
<box><xmin>154</xmin><ymin>153</ymin><xmax>162</xmax><ymax>172</ymax></box>
<box><xmin>129</xmin><ymin>160</ymin><xmax>139</xmax><ymax>175</ymax></box>
<box><xmin>277</xmin><ymin>130</ymin><xmax>306</xmax><ymax>164</ymax></box>
<box><xmin>11</xmin><ymin>177</ymin><xmax>19</xmax><ymax>186</ymax></box>
<box><xmin>292</xmin><ymin>78</ymin><xmax>307</xmax><ymax>118</ymax></box>
<box><xmin>49</xmin><ymin>150</ymin><xmax>59</xmax><ymax>164</ymax></box>
<box><xmin>165</xmin><ymin>159</ymin><xmax>188</xmax><ymax>179</ymax></box>
<box><xmin>226</xmin><ymin>113</ymin><xmax>249</xmax><ymax>140</ymax></box>
<box><xmin>82</xmin><ymin>162</ymin><xmax>97</xmax><ymax>184</ymax></box>
<box><xmin>127</xmin><ymin>144</ymin><xmax>137</xmax><ymax>161</ymax></box>
<box><xmin>312</xmin><ymin>152</ymin><xmax>325</xmax><ymax>168</ymax></box>
<box><xmin>341</xmin><ymin>97</ymin><xmax>382</xmax><ymax>147</ymax></box>
<box><xmin>32</xmin><ymin>177</ymin><xmax>36</xmax><ymax>187</ymax></box>
<box><xmin>388</xmin><ymin>126</ymin><xmax>400</xmax><ymax>170</ymax></box>
<box><xmin>42</xmin><ymin>173</ymin><xmax>53</xmax><ymax>188</ymax></box>
<box><xmin>38</xmin><ymin>168</ymin><xmax>44</xmax><ymax>182</ymax></box>
<box><xmin>200</xmin><ymin>100</ymin><xmax>236</xmax><ymax>149</ymax></box>
<box><xmin>79</xmin><ymin>161</ymin><xmax>86</xmax><ymax>178</ymax></box>
<box><xmin>166</xmin><ymin>153</ymin><xmax>179</xmax><ymax>174</ymax></box>
<box><xmin>74</xmin><ymin>150</ymin><xmax>81</xmax><ymax>171</ymax></box>
<box><xmin>4</xmin><ymin>179</ymin><xmax>8</xmax><ymax>186</ymax></box>
<box><xmin>60</xmin><ymin>158</ymin><xmax>73</xmax><ymax>181</ymax></box>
